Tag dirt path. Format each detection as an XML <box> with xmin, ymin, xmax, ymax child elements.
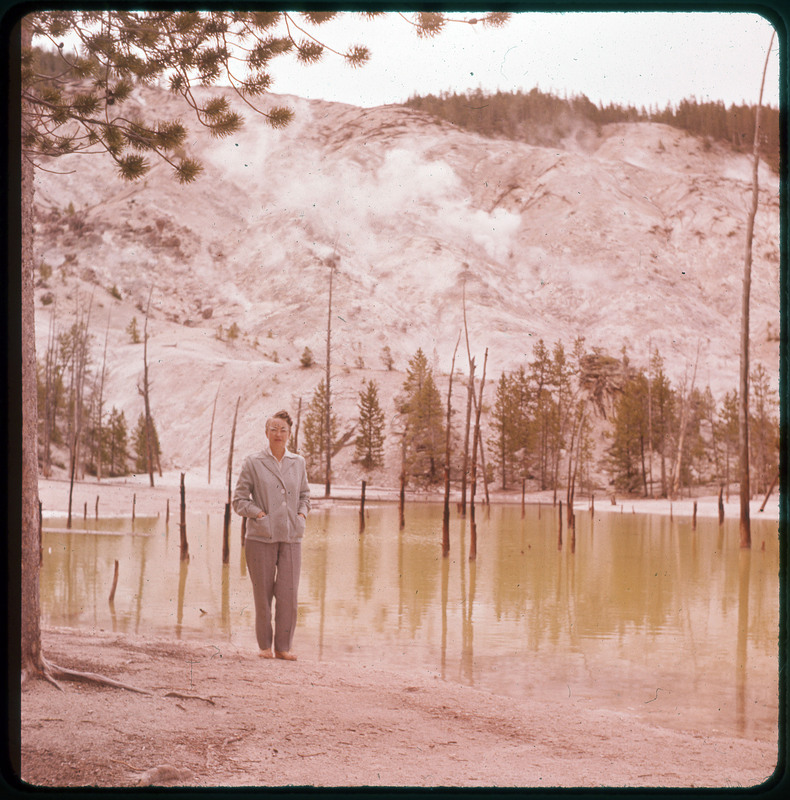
<box><xmin>19</xmin><ymin>627</ymin><xmax>778</xmax><ymax>789</ymax></box>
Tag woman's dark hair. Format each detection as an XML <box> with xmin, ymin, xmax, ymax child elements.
<box><xmin>270</xmin><ymin>409</ymin><xmax>293</xmax><ymax>429</ymax></box>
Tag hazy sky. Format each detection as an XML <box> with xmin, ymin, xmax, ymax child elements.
<box><xmin>266</xmin><ymin>11</ymin><xmax>780</xmax><ymax>110</ymax></box>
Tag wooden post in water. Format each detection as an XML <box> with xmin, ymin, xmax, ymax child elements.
<box><xmin>359</xmin><ymin>480</ymin><xmax>367</xmax><ymax>533</ymax></box>
<box><xmin>223</xmin><ymin>503</ymin><xmax>231</xmax><ymax>563</ymax></box>
<box><xmin>83</xmin><ymin>501</ymin><xmax>87</xmax><ymax>521</ymax></box>
<box><xmin>442</xmin><ymin>335</ymin><xmax>460</xmax><ymax>557</ymax></box>
<box><xmin>132</xmin><ymin>493</ymin><xmax>136</xmax><ymax>524</ymax></box>
<box><xmin>692</xmin><ymin>501</ymin><xmax>698</xmax><ymax>530</ymax></box>
<box><xmin>521</xmin><ymin>478</ymin><xmax>525</xmax><ymax>520</ymax></box>
<box><xmin>108</xmin><ymin>559</ymin><xmax>119</xmax><ymax>605</ymax></box>
<box><xmin>557</xmin><ymin>500</ymin><xmax>563</xmax><ymax>550</ymax></box>
<box><xmin>166</xmin><ymin>498</ymin><xmax>170</xmax><ymax>524</ymax></box>
<box><xmin>718</xmin><ymin>486</ymin><xmax>725</xmax><ymax>526</ymax></box>
<box><xmin>399</xmin><ymin>471</ymin><xmax>405</xmax><ymax>529</ymax></box>
<box><xmin>591</xmin><ymin>495</ymin><xmax>595</xmax><ymax>514</ymax></box>
<box><xmin>468</xmin><ymin>348</ymin><xmax>487</xmax><ymax>562</ymax></box>
<box><xmin>570</xmin><ymin>511</ymin><xmax>576</xmax><ymax>554</ymax></box>
<box><xmin>95</xmin><ymin>495</ymin><xmax>99</xmax><ymax>520</ymax></box>
<box><xmin>223</xmin><ymin>396</ymin><xmax>241</xmax><ymax>565</ymax></box>
<box><xmin>179</xmin><ymin>472</ymin><xmax>189</xmax><ymax>561</ymax></box>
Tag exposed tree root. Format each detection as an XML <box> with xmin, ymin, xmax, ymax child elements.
<box><xmin>164</xmin><ymin>691</ymin><xmax>215</xmax><ymax>704</ymax></box>
<box><xmin>40</xmin><ymin>657</ymin><xmax>152</xmax><ymax>695</ymax></box>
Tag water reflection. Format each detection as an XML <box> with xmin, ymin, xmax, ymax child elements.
<box><xmin>40</xmin><ymin>503</ymin><xmax>779</xmax><ymax>741</ymax></box>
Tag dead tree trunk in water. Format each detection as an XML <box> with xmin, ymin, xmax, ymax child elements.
<box><xmin>179</xmin><ymin>472</ymin><xmax>188</xmax><ymax>561</ymax></box>
<box><xmin>738</xmin><ymin>31</ymin><xmax>774</xmax><ymax>548</ymax></box>
<box><xmin>324</xmin><ymin>255</ymin><xmax>337</xmax><ymax>498</ymax></box>
<box><xmin>470</xmin><ymin>384</ymin><xmax>491</xmax><ymax>506</ymax></box>
<box><xmin>207</xmin><ymin>379</ymin><xmax>222</xmax><ymax>484</ymax></box>
<box><xmin>469</xmin><ymin>348</ymin><xmax>488</xmax><ymax>562</ymax></box>
<box><xmin>223</xmin><ymin>396</ymin><xmax>240</xmax><ymax>564</ymax></box>
<box><xmin>139</xmin><ymin>286</ymin><xmax>155</xmax><ymax>488</ymax></box>
<box><xmin>67</xmin><ymin>294</ymin><xmax>94</xmax><ymax>527</ymax></box>
<box><xmin>95</xmin><ymin>313</ymin><xmax>111</xmax><ymax>481</ymax></box>
<box><xmin>670</xmin><ymin>342</ymin><xmax>700</xmax><ymax>500</ymax></box>
<box><xmin>566</xmin><ymin>401</ymin><xmax>586</xmax><ymax>534</ymax></box>
<box><xmin>399</xmin><ymin>470</ymin><xmax>406</xmax><ymax>529</ymax></box>
<box><xmin>460</xmin><ymin>360</ymin><xmax>474</xmax><ymax>515</ymax></box>
<box><xmin>557</xmin><ymin>500</ymin><xmax>563</xmax><ymax>550</ymax></box>
<box><xmin>442</xmin><ymin>335</ymin><xmax>461</xmax><ymax>557</ymax></box>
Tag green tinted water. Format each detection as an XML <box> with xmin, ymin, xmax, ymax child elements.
<box><xmin>41</xmin><ymin>502</ymin><xmax>779</xmax><ymax>741</ymax></box>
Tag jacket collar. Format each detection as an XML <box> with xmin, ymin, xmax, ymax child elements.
<box><xmin>260</xmin><ymin>443</ymin><xmax>298</xmax><ymax>461</ymax></box>
<box><xmin>255</xmin><ymin>447</ymin><xmax>297</xmax><ymax>484</ymax></box>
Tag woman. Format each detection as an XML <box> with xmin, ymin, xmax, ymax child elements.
<box><xmin>232</xmin><ymin>410</ymin><xmax>310</xmax><ymax>660</ymax></box>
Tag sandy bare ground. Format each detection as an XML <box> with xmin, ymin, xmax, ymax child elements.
<box><xmin>16</xmin><ymin>477</ymin><xmax>782</xmax><ymax>789</ymax></box>
<box><xmin>19</xmin><ymin>627</ymin><xmax>779</xmax><ymax>789</ymax></box>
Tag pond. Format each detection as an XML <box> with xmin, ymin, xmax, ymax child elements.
<box><xmin>41</xmin><ymin>502</ymin><xmax>779</xmax><ymax>742</ymax></box>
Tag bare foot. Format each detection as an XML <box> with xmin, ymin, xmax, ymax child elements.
<box><xmin>274</xmin><ymin>651</ymin><xmax>297</xmax><ymax>661</ymax></box>
<box><xmin>259</xmin><ymin>650</ymin><xmax>274</xmax><ymax>659</ymax></box>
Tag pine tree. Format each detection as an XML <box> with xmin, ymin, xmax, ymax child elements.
<box><xmin>528</xmin><ymin>339</ymin><xmax>554</xmax><ymax>490</ymax></box>
<box><xmin>605</xmin><ymin>371</ymin><xmax>650</xmax><ymax>494</ymax></box>
<box><xmin>749</xmin><ymin>363</ymin><xmax>779</xmax><ymax>494</ymax></box>
<box><xmin>717</xmin><ymin>389</ymin><xmax>740</xmax><ymax>495</ymax></box>
<box><xmin>107</xmin><ymin>407</ymin><xmax>129</xmax><ymax>477</ymax></box>
<box><xmin>354</xmin><ymin>379</ymin><xmax>386</xmax><ymax>472</ymax></box>
<box><xmin>648</xmin><ymin>349</ymin><xmax>676</xmax><ymax>497</ymax></box>
<box><xmin>133</xmin><ymin>412</ymin><xmax>161</xmax><ymax>474</ymax></box>
<box><xmin>489</xmin><ymin>372</ymin><xmax>517</xmax><ymax>489</ymax></box>
<box><xmin>302</xmin><ymin>379</ymin><xmax>338</xmax><ymax>477</ymax></box>
<box><xmin>396</xmin><ymin>348</ymin><xmax>445</xmax><ymax>485</ymax></box>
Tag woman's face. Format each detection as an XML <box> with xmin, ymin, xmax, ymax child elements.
<box><xmin>266</xmin><ymin>419</ymin><xmax>290</xmax><ymax>450</ymax></box>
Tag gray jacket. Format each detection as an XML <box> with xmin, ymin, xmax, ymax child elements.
<box><xmin>232</xmin><ymin>447</ymin><xmax>311</xmax><ymax>544</ymax></box>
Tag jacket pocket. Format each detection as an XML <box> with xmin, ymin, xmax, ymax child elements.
<box><xmin>248</xmin><ymin>515</ymin><xmax>272</xmax><ymax>540</ymax></box>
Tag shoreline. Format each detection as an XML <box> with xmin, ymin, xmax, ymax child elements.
<box><xmin>38</xmin><ymin>473</ymin><xmax>781</xmax><ymax>522</ymax></box>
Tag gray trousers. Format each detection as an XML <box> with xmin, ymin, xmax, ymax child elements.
<box><xmin>245</xmin><ymin>539</ymin><xmax>302</xmax><ymax>653</ymax></box>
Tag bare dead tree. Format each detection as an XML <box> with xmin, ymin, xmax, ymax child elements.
<box><xmin>179</xmin><ymin>472</ymin><xmax>188</xmax><ymax>561</ymax></box>
<box><xmin>324</xmin><ymin>254</ymin><xmax>337</xmax><ymax>497</ymax></box>
<box><xmin>223</xmin><ymin>396</ymin><xmax>241</xmax><ymax>564</ymax></box>
<box><xmin>66</xmin><ymin>292</ymin><xmax>93</xmax><ymax>528</ymax></box>
<box><xmin>647</xmin><ymin>339</ymin><xmax>655</xmax><ymax>497</ymax></box>
<box><xmin>41</xmin><ymin>307</ymin><xmax>58</xmax><ymax>478</ymax></box>
<box><xmin>207</xmin><ymin>378</ymin><xmax>222</xmax><ymax>484</ymax></box>
<box><xmin>442</xmin><ymin>334</ymin><xmax>461</xmax><ymax>556</ymax></box>
<box><xmin>739</xmin><ymin>30</ymin><xmax>775</xmax><ymax>548</ymax></box>
<box><xmin>670</xmin><ymin>341</ymin><xmax>701</xmax><ymax>500</ymax></box>
<box><xmin>293</xmin><ymin>396</ymin><xmax>302</xmax><ymax>451</ymax></box>
<box><xmin>469</xmin><ymin>348</ymin><xmax>488</xmax><ymax>562</ymax></box>
<box><xmin>565</xmin><ymin>399</ymin><xmax>587</xmax><ymax>532</ymax></box>
<box><xmin>94</xmin><ymin>312</ymin><xmax>111</xmax><ymax>480</ymax></box>
<box><xmin>460</xmin><ymin>279</ymin><xmax>475</xmax><ymax>515</ymax></box>
<box><xmin>137</xmin><ymin>286</ymin><xmax>155</xmax><ymax>488</ymax></box>
<box><xmin>460</xmin><ymin>359</ymin><xmax>474</xmax><ymax>515</ymax></box>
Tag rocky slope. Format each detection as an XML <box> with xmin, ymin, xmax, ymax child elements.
<box><xmin>31</xmin><ymin>86</ymin><xmax>781</xmax><ymax>486</ymax></box>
